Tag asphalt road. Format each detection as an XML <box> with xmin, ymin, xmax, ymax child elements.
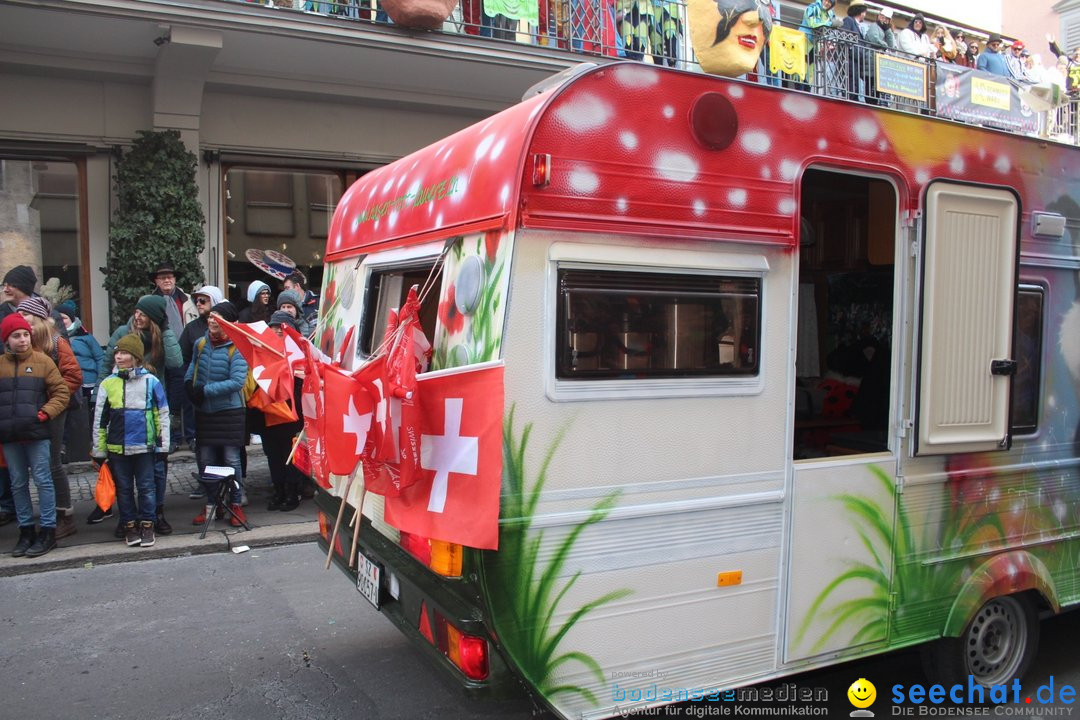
<box><xmin>1</xmin><ymin>544</ymin><xmax>1076</xmax><ymax>720</ymax></box>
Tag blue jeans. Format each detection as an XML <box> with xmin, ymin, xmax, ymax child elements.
<box><xmin>4</xmin><ymin>440</ymin><xmax>55</xmax><ymax>528</ymax></box>
<box><xmin>197</xmin><ymin>445</ymin><xmax>243</xmax><ymax>505</ymax></box>
<box><xmin>109</xmin><ymin>453</ymin><xmax>156</xmax><ymax>524</ymax></box>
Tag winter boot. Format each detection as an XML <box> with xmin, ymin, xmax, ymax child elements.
<box><xmin>54</xmin><ymin>512</ymin><xmax>77</xmax><ymax>540</ymax></box>
<box><xmin>25</xmin><ymin>527</ymin><xmax>56</xmax><ymax>557</ymax></box>
<box><xmin>229</xmin><ymin>504</ymin><xmax>247</xmax><ymax>528</ymax></box>
<box><xmin>139</xmin><ymin>520</ymin><xmax>156</xmax><ymax>547</ymax></box>
<box><xmin>155</xmin><ymin>506</ymin><xmax>172</xmax><ymax>536</ymax></box>
<box><xmin>124</xmin><ymin>522</ymin><xmax>140</xmax><ymax>547</ymax></box>
<box><xmin>11</xmin><ymin>526</ymin><xmax>36</xmax><ymax>557</ymax></box>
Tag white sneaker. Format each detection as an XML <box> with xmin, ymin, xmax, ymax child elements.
<box><xmin>188</xmin><ymin>489</ymin><xmax>206</xmax><ymax>500</ymax></box>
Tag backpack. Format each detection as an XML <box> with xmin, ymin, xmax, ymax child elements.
<box><xmin>194</xmin><ymin>337</ymin><xmax>258</xmax><ymax>405</ymax></box>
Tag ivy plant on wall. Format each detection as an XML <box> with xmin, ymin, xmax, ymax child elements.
<box><xmin>103</xmin><ymin>129</ymin><xmax>204</xmax><ymax>329</ymax></box>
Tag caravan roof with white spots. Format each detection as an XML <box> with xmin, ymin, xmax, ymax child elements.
<box><xmin>326</xmin><ymin>62</ymin><xmax>1077</xmax><ymax>260</ymax></box>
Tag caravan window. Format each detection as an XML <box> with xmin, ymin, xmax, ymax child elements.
<box><xmin>556</xmin><ymin>269</ymin><xmax>761</xmax><ymax>380</ymax></box>
<box><xmin>359</xmin><ymin>261</ymin><xmax>440</xmax><ymax>357</ymax></box>
<box><xmin>1011</xmin><ymin>286</ymin><xmax>1044</xmax><ymax>435</ymax></box>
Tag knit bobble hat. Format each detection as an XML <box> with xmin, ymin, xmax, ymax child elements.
<box><xmin>56</xmin><ymin>300</ymin><xmax>79</xmax><ymax>321</ymax></box>
<box><xmin>17</xmin><ymin>296</ymin><xmax>52</xmax><ymax>319</ymax></box>
<box><xmin>210</xmin><ymin>301</ymin><xmax>239</xmax><ymax>323</ymax></box>
<box><xmin>247</xmin><ymin>280</ymin><xmax>270</xmax><ymax>303</ymax></box>
<box><xmin>1</xmin><ymin>313</ymin><xmax>32</xmax><ymax>343</ymax></box>
<box><xmin>3</xmin><ymin>265</ymin><xmax>38</xmax><ymax>297</ymax></box>
<box><xmin>116</xmin><ymin>334</ymin><xmax>145</xmax><ymax>362</ymax></box>
<box><xmin>135</xmin><ymin>294</ymin><xmax>167</xmax><ymax>327</ymax></box>
<box><xmin>276</xmin><ymin>289</ymin><xmax>302</xmax><ymax>311</ymax></box>
<box><xmin>269</xmin><ymin>310</ymin><xmax>299</xmax><ymax>331</ymax></box>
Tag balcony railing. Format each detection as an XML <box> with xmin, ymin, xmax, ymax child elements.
<box><xmin>233</xmin><ymin>1</ymin><xmax>1080</xmax><ymax>146</ymax></box>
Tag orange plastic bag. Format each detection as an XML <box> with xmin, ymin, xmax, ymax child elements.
<box><xmin>94</xmin><ymin>461</ymin><xmax>115</xmax><ymax>511</ymax></box>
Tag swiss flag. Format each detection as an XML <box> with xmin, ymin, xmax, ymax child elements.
<box><xmin>384</xmin><ymin>361</ymin><xmax>504</xmax><ymax>550</ymax></box>
<box><xmin>213</xmin><ymin>316</ymin><xmax>291</xmax><ymax>404</ymax></box>
<box><xmin>300</xmin><ymin>344</ymin><xmax>329</xmax><ymax>489</ymax></box>
<box><xmin>322</xmin><ymin>364</ymin><xmax>375</xmax><ymax>477</ymax></box>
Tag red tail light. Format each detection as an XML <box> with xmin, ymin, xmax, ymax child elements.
<box><xmin>433</xmin><ymin>611</ymin><xmax>489</xmax><ymax>680</ymax></box>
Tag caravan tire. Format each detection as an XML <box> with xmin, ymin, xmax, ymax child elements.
<box><xmin>924</xmin><ymin>594</ymin><xmax>1039</xmax><ymax>689</ymax></box>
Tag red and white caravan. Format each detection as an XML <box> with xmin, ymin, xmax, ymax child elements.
<box><xmin>304</xmin><ymin>62</ymin><xmax>1080</xmax><ymax>719</ymax></box>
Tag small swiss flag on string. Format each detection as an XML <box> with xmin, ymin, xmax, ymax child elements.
<box><xmin>212</xmin><ymin>317</ymin><xmax>292</xmax><ymax>404</ymax></box>
<box><xmin>384</xmin><ymin>361</ymin><xmax>504</xmax><ymax>550</ymax></box>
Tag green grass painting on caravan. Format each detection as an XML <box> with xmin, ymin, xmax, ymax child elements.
<box><xmin>478</xmin><ymin>409</ymin><xmax>632</xmax><ymax>706</ymax></box>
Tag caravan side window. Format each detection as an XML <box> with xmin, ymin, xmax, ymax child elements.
<box><xmin>1011</xmin><ymin>285</ymin><xmax>1044</xmax><ymax>435</ymax></box>
<box><xmin>359</xmin><ymin>261</ymin><xmax>439</xmax><ymax>357</ymax></box>
<box><xmin>556</xmin><ymin>268</ymin><xmax>761</xmax><ymax>380</ymax></box>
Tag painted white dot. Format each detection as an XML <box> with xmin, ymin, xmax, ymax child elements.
<box><xmin>352</xmin><ymin>216</ymin><xmax>361</xmax><ymax>230</ymax></box>
<box><xmin>817</xmin><ymin>138</ymin><xmax>828</xmax><ymax>150</ymax></box>
<box><xmin>499</xmin><ymin>183</ymin><xmax>511</xmax><ymax>206</ymax></box>
<box><xmin>616</xmin><ymin>197</ymin><xmax>629</xmax><ymax>212</ymax></box>
<box><xmin>728</xmin><ymin>84</ymin><xmax>745</xmax><ymax>98</ymax></box>
<box><xmin>878</xmin><ymin>140</ymin><xmax>888</xmax><ymax>152</ymax></box>
<box><xmin>692</xmin><ymin>199</ymin><xmax>706</xmax><ymax>217</ymax></box>
<box><xmin>781</xmin><ymin>95</ymin><xmax>818</xmax><ymax>121</ymax></box>
<box><xmin>388</xmin><ymin>210</ymin><xmax>398</xmax><ymax>228</ymax></box>
<box><xmin>950</xmin><ymin>155</ymin><xmax>965</xmax><ymax>174</ymax></box>
<box><xmin>382</xmin><ymin>178</ymin><xmax>394</xmax><ymax>193</ymax></box>
<box><xmin>663</xmin><ymin>105</ymin><xmax>675</xmax><ymax>119</ymax></box>
<box><xmin>475</xmin><ymin>134</ymin><xmax>495</xmax><ymax>160</ymax></box>
<box><xmin>612</xmin><ymin>64</ymin><xmax>660</xmax><ymax>87</ymax></box>
<box><xmin>620</xmin><ymin>131</ymin><xmax>639</xmax><ymax>151</ymax></box>
<box><xmin>778</xmin><ymin>197</ymin><xmax>796</xmax><ymax>215</ymax></box>
<box><xmin>780</xmin><ymin>159</ymin><xmax>800</xmax><ymax>181</ymax></box>
<box><xmin>450</xmin><ymin>175</ymin><xmax>468</xmax><ymax>201</ymax></box>
<box><xmin>741</xmin><ymin>130</ymin><xmax>771</xmax><ymax>155</ymax></box>
<box><xmin>569</xmin><ymin>168</ymin><xmax>600</xmax><ymax>194</ymax></box>
<box><xmin>853</xmin><ymin>119</ymin><xmax>878</xmax><ymax>143</ymax></box>
<box><xmin>978</xmin><ymin>147</ymin><xmax>987</xmax><ymax>160</ymax></box>
<box><xmin>728</xmin><ymin>189</ymin><xmax>748</xmax><ymax>207</ymax></box>
<box><xmin>655</xmin><ymin>151</ymin><xmax>698</xmax><ymax>182</ymax></box>
<box><xmin>554</xmin><ymin>93</ymin><xmax>614</xmax><ymax>131</ymax></box>
<box><xmin>435</xmin><ymin>213</ymin><xmax>444</xmax><ymax>227</ymax></box>
<box><xmin>994</xmin><ymin>155</ymin><xmax>1012</xmax><ymax>173</ymax></box>
<box><xmin>761</xmin><ymin>167</ymin><xmax>772</xmax><ymax>180</ymax></box>
<box><xmin>915</xmin><ymin>169</ymin><xmax>931</xmax><ymax>185</ymax></box>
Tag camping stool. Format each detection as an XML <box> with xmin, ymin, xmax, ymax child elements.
<box><xmin>198</xmin><ymin>468</ymin><xmax>250</xmax><ymax>538</ymax></box>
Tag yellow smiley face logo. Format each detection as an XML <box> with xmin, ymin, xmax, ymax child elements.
<box><xmin>848</xmin><ymin>678</ymin><xmax>876</xmax><ymax>709</ymax></box>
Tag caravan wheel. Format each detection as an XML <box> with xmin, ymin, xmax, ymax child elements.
<box><xmin>929</xmin><ymin>595</ymin><xmax>1039</xmax><ymax>688</ymax></box>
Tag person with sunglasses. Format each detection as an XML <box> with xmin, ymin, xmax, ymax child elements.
<box><xmin>178</xmin><ymin>286</ymin><xmax>224</xmax><ymax>459</ymax></box>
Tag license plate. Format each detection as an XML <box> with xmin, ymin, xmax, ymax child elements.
<box><xmin>356</xmin><ymin>552</ymin><xmax>381</xmax><ymax>609</ymax></box>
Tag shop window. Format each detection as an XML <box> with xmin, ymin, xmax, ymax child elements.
<box><xmin>0</xmin><ymin>159</ymin><xmax>83</xmax><ymax>315</ymax></box>
<box><xmin>556</xmin><ymin>268</ymin><xmax>760</xmax><ymax>380</ymax></box>
<box><xmin>1011</xmin><ymin>286</ymin><xmax>1044</xmax><ymax>435</ymax></box>
<box><xmin>224</xmin><ymin>167</ymin><xmax>344</xmax><ymax>305</ymax></box>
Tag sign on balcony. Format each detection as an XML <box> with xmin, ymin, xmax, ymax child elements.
<box><xmin>935</xmin><ymin>64</ymin><xmax>1038</xmax><ymax>134</ymax></box>
<box><xmin>874</xmin><ymin>54</ymin><xmax>928</xmax><ymax>102</ymax></box>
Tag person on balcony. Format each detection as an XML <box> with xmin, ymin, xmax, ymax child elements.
<box><xmin>977</xmin><ymin>33</ymin><xmax>1010</xmax><ymax>77</ymax></box>
<box><xmin>897</xmin><ymin>14</ymin><xmax>933</xmax><ymax>59</ymax></box>
<box><xmin>1047</xmin><ymin>34</ymin><xmax>1080</xmax><ymax>94</ymax></box>
<box><xmin>841</xmin><ymin>3</ymin><xmax>868</xmax><ymax>102</ymax></box>
<box><xmin>862</xmin><ymin>8</ymin><xmax>896</xmax><ymax>51</ymax></box>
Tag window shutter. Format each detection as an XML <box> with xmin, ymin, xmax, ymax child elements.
<box><xmin>916</xmin><ymin>184</ymin><xmax>1018</xmax><ymax>455</ymax></box>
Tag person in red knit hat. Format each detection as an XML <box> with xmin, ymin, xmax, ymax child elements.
<box><xmin>0</xmin><ymin>313</ymin><xmax>70</xmax><ymax>557</ymax></box>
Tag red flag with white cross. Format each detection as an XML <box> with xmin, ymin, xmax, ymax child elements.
<box><xmin>322</xmin><ymin>364</ymin><xmax>375</xmax><ymax>477</ymax></box>
<box><xmin>212</xmin><ymin>317</ymin><xmax>292</xmax><ymax>404</ymax></box>
<box><xmin>383</xmin><ymin>361</ymin><xmax>504</xmax><ymax>550</ymax></box>
<box><xmin>300</xmin><ymin>345</ymin><xmax>330</xmax><ymax>489</ymax></box>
